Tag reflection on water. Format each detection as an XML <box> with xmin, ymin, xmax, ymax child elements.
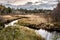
<box><xmin>35</xmin><ymin>29</ymin><xmax>60</xmax><ymax>40</ymax></box>
<box><xmin>5</xmin><ymin>20</ymin><xmax>18</xmax><ymax>27</ymax></box>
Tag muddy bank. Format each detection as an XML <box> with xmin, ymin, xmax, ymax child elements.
<box><xmin>21</xmin><ymin>23</ymin><xmax>60</xmax><ymax>32</ymax></box>
<box><xmin>38</xmin><ymin>23</ymin><xmax>60</xmax><ymax>32</ymax></box>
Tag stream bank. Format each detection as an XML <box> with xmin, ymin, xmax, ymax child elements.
<box><xmin>4</xmin><ymin>19</ymin><xmax>60</xmax><ymax>40</ymax></box>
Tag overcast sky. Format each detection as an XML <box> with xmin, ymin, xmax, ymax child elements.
<box><xmin>0</xmin><ymin>0</ymin><xmax>58</xmax><ymax>5</ymax></box>
<box><xmin>0</xmin><ymin>0</ymin><xmax>59</xmax><ymax>10</ymax></box>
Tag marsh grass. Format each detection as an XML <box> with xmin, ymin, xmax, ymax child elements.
<box><xmin>0</xmin><ymin>26</ymin><xmax>44</xmax><ymax>40</ymax></box>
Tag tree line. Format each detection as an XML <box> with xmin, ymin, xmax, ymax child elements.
<box><xmin>0</xmin><ymin>4</ymin><xmax>52</xmax><ymax>15</ymax></box>
<box><xmin>18</xmin><ymin>8</ymin><xmax>52</xmax><ymax>14</ymax></box>
<box><xmin>0</xmin><ymin>5</ymin><xmax>12</xmax><ymax>15</ymax></box>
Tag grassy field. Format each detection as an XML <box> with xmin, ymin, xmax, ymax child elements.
<box><xmin>0</xmin><ymin>25</ymin><xmax>45</xmax><ymax>40</ymax></box>
<box><xmin>0</xmin><ymin>14</ymin><xmax>50</xmax><ymax>23</ymax></box>
<box><xmin>0</xmin><ymin>14</ymin><xmax>45</xmax><ymax>40</ymax></box>
<box><xmin>17</xmin><ymin>15</ymin><xmax>48</xmax><ymax>25</ymax></box>
<box><xmin>0</xmin><ymin>15</ymin><xmax>22</xmax><ymax>21</ymax></box>
<box><xmin>16</xmin><ymin>15</ymin><xmax>60</xmax><ymax>32</ymax></box>
<box><xmin>0</xmin><ymin>14</ymin><xmax>60</xmax><ymax>40</ymax></box>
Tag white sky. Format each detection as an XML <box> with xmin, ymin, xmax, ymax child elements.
<box><xmin>11</xmin><ymin>0</ymin><xmax>39</xmax><ymax>5</ymax></box>
<box><xmin>0</xmin><ymin>0</ymin><xmax>58</xmax><ymax>5</ymax></box>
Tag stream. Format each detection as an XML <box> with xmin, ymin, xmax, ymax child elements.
<box><xmin>35</xmin><ymin>29</ymin><xmax>60</xmax><ymax>40</ymax></box>
<box><xmin>4</xmin><ymin>20</ymin><xmax>60</xmax><ymax>40</ymax></box>
<box><xmin>5</xmin><ymin>20</ymin><xmax>18</xmax><ymax>27</ymax></box>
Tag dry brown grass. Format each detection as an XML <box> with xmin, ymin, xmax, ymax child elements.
<box><xmin>0</xmin><ymin>14</ymin><xmax>51</xmax><ymax>23</ymax></box>
<box><xmin>17</xmin><ymin>15</ymin><xmax>48</xmax><ymax>25</ymax></box>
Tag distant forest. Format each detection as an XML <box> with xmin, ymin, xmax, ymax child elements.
<box><xmin>0</xmin><ymin>5</ymin><xmax>52</xmax><ymax>15</ymax></box>
<box><xmin>0</xmin><ymin>5</ymin><xmax>12</xmax><ymax>14</ymax></box>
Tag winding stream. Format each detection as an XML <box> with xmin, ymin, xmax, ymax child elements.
<box><xmin>4</xmin><ymin>20</ymin><xmax>60</xmax><ymax>40</ymax></box>
<box><xmin>5</xmin><ymin>20</ymin><xmax>18</xmax><ymax>27</ymax></box>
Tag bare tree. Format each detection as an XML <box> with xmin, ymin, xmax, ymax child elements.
<box><xmin>51</xmin><ymin>1</ymin><xmax>60</xmax><ymax>22</ymax></box>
